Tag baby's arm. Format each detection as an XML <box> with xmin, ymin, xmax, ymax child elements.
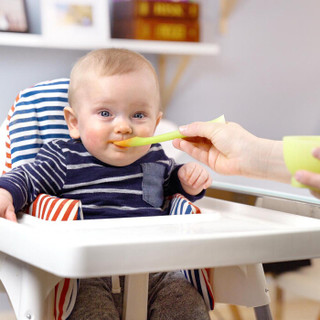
<box><xmin>178</xmin><ymin>162</ymin><xmax>212</xmax><ymax>196</ymax></box>
<box><xmin>0</xmin><ymin>188</ymin><xmax>16</xmax><ymax>222</ymax></box>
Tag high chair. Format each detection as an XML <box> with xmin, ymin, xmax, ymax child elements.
<box><xmin>2</xmin><ymin>78</ymin><xmax>320</xmax><ymax>320</ymax></box>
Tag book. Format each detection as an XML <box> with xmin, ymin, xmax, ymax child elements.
<box><xmin>112</xmin><ymin>0</ymin><xmax>199</xmax><ymax>20</ymax></box>
<box><xmin>112</xmin><ymin>17</ymin><xmax>199</xmax><ymax>42</ymax></box>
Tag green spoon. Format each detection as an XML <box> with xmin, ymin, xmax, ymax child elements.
<box><xmin>113</xmin><ymin>115</ymin><xmax>225</xmax><ymax>147</ymax></box>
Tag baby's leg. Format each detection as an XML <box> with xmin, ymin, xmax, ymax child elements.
<box><xmin>68</xmin><ymin>277</ymin><xmax>121</xmax><ymax>320</ymax></box>
<box><xmin>148</xmin><ymin>271</ymin><xmax>210</xmax><ymax>320</ymax></box>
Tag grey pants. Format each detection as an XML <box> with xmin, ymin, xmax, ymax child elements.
<box><xmin>68</xmin><ymin>271</ymin><xmax>210</xmax><ymax>320</ymax></box>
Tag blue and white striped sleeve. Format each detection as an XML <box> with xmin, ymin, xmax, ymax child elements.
<box><xmin>0</xmin><ymin>140</ymin><xmax>67</xmax><ymax>212</ymax></box>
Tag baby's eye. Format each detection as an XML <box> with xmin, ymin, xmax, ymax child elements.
<box><xmin>133</xmin><ymin>112</ymin><xmax>145</xmax><ymax>119</ymax></box>
<box><xmin>100</xmin><ymin>110</ymin><xmax>111</xmax><ymax>117</ymax></box>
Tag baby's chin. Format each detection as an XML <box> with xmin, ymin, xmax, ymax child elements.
<box><xmin>99</xmin><ymin>147</ymin><xmax>151</xmax><ymax>167</ymax></box>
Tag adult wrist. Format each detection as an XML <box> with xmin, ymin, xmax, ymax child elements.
<box><xmin>250</xmin><ymin>138</ymin><xmax>291</xmax><ymax>183</ymax></box>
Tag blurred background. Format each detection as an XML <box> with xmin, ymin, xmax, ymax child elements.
<box><xmin>1</xmin><ymin>0</ymin><xmax>319</xmax><ymax>140</ymax></box>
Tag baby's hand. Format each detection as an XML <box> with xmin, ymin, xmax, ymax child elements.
<box><xmin>178</xmin><ymin>162</ymin><xmax>212</xmax><ymax>196</ymax></box>
<box><xmin>0</xmin><ymin>188</ymin><xmax>16</xmax><ymax>222</ymax></box>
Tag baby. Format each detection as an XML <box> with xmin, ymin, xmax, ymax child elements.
<box><xmin>0</xmin><ymin>48</ymin><xmax>212</xmax><ymax>319</ymax></box>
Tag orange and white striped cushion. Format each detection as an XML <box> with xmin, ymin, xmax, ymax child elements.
<box><xmin>2</xmin><ymin>95</ymin><xmax>17</xmax><ymax>174</ymax></box>
<box><xmin>29</xmin><ymin>193</ymin><xmax>82</xmax><ymax>221</ymax></box>
<box><xmin>54</xmin><ymin>278</ymin><xmax>79</xmax><ymax>320</ymax></box>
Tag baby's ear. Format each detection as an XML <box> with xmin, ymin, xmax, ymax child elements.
<box><xmin>156</xmin><ymin>111</ymin><xmax>163</xmax><ymax>127</ymax></box>
<box><xmin>64</xmin><ymin>106</ymin><xmax>80</xmax><ymax>139</ymax></box>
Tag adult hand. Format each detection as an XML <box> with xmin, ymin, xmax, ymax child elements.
<box><xmin>173</xmin><ymin>121</ymin><xmax>291</xmax><ymax>183</ymax></box>
<box><xmin>295</xmin><ymin>147</ymin><xmax>320</xmax><ymax>199</ymax></box>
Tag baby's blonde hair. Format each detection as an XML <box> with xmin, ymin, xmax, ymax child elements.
<box><xmin>68</xmin><ymin>48</ymin><xmax>160</xmax><ymax>108</ymax></box>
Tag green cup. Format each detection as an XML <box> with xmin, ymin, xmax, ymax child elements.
<box><xmin>283</xmin><ymin>136</ymin><xmax>320</xmax><ymax>189</ymax></box>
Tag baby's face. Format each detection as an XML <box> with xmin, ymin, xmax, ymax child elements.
<box><xmin>69</xmin><ymin>68</ymin><xmax>162</xmax><ymax>166</ymax></box>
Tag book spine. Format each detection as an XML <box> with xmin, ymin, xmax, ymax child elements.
<box><xmin>112</xmin><ymin>18</ymin><xmax>200</xmax><ymax>42</ymax></box>
<box><xmin>113</xmin><ymin>1</ymin><xmax>199</xmax><ymax>20</ymax></box>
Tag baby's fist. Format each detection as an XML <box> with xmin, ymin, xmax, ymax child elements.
<box><xmin>178</xmin><ymin>162</ymin><xmax>212</xmax><ymax>195</ymax></box>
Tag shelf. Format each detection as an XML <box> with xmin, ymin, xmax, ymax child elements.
<box><xmin>110</xmin><ymin>39</ymin><xmax>220</xmax><ymax>55</ymax></box>
<box><xmin>0</xmin><ymin>32</ymin><xmax>219</xmax><ymax>56</ymax></box>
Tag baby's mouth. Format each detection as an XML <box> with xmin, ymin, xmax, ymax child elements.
<box><xmin>108</xmin><ymin>140</ymin><xmax>128</xmax><ymax>149</ymax></box>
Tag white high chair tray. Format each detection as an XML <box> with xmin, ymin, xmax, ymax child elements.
<box><xmin>1</xmin><ymin>197</ymin><xmax>320</xmax><ymax>278</ymax></box>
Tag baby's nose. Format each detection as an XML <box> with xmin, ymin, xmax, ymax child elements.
<box><xmin>114</xmin><ymin>119</ymin><xmax>133</xmax><ymax>134</ymax></box>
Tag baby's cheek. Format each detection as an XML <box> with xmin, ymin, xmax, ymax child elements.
<box><xmin>137</xmin><ymin>145</ymin><xmax>151</xmax><ymax>155</ymax></box>
<box><xmin>137</xmin><ymin>125</ymin><xmax>155</xmax><ymax>137</ymax></box>
<box><xmin>83</xmin><ymin>128</ymin><xmax>104</xmax><ymax>148</ymax></box>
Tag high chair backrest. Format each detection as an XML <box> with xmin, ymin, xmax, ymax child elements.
<box><xmin>3</xmin><ymin>78</ymin><xmax>70</xmax><ymax>173</ymax></box>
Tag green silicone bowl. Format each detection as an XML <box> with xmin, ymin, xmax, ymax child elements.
<box><xmin>283</xmin><ymin>136</ymin><xmax>320</xmax><ymax>189</ymax></box>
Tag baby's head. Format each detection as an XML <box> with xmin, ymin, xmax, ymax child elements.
<box><xmin>68</xmin><ymin>48</ymin><xmax>160</xmax><ymax>110</ymax></box>
<box><xmin>64</xmin><ymin>48</ymin><xmax>163</xmax><ymax>167</ymax></box>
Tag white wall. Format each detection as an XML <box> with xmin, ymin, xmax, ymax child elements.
<box><xmin>165</xmin><ymin>0</ymin><xmax>320</xmax><ymax>139</ymax></box>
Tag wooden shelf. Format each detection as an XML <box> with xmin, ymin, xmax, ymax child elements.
<box><xmin>0</xmin><ymin>32</ymin><xmax>219</xmax><ymax>56</ymax></box>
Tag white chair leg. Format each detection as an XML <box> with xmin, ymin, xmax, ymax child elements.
<box><xmin>0</xmin><ymin>253</ymin><xmax>61</xmax><ymax>320</ymax></box>
<box><xmin>212</xmin><ymin>264</ymin><xmax>270</xmax><ymax>308</ymax></box>
<box><xmin>122</xmin><ymin>273</ymin><xmax>149</xmax><ymax>320</ymax></box>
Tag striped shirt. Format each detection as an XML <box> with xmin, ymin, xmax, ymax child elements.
<box><xmin>0</xmin><ymin>139</ymin><xmax>204</xmax><ymax>219</ymax></box>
